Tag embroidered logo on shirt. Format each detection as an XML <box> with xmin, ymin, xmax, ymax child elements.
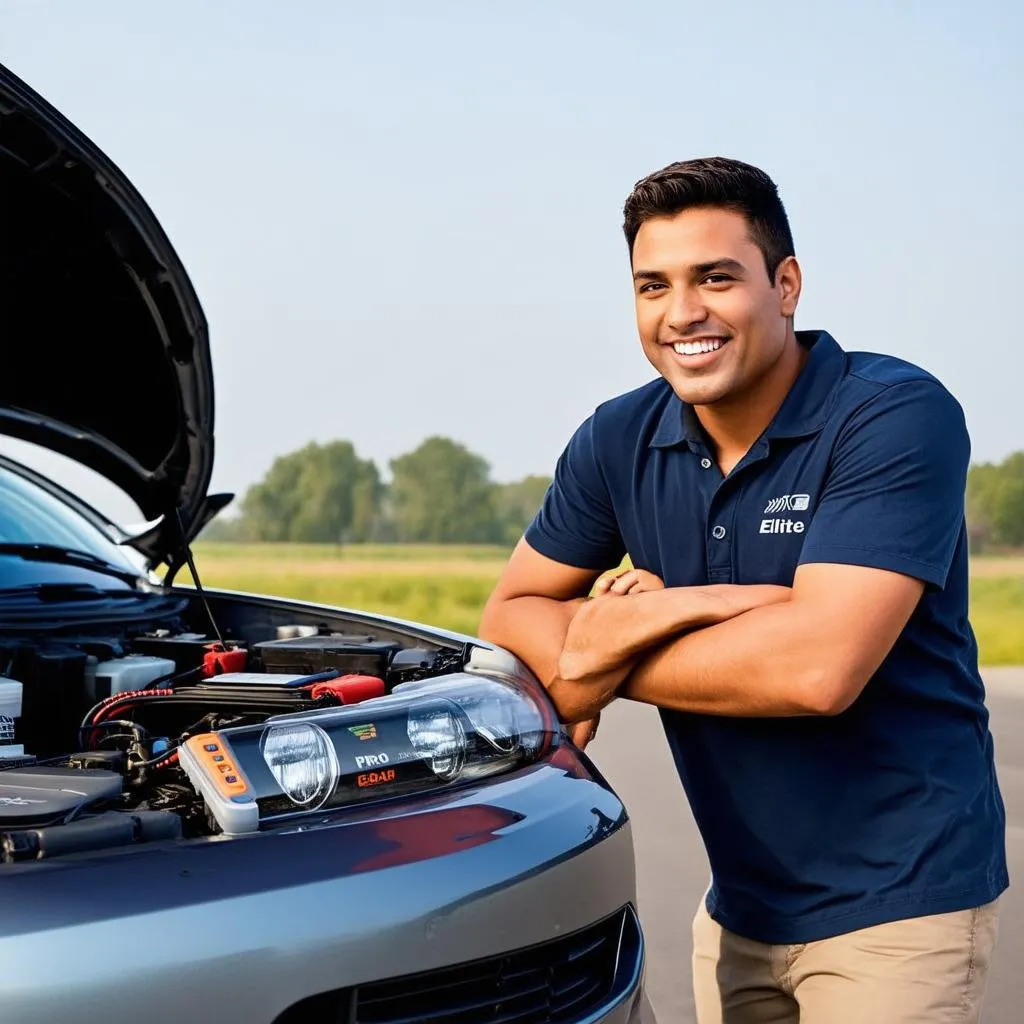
<box><xmin>759</xmin><ymin>493</ymin><xmax>811</xmax><ymax>535</ymax></box>
<box><xmin>763</xmin><ymin>493</ymin><xmax>810</xmax><ymax>514</ymax></box>
<box><xmin>759</xmin><ymin>517</ymin><xmax>805</xmax><ymax>535</ymax></box>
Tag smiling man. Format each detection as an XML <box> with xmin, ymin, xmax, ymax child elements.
<box><xmin>479</xmin><ymin>158</ymin><xmax>1008</xmax><ymax>1023</ymax></box>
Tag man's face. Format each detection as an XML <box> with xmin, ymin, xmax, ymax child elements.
<box><xmin>631</xmin><ymin>207</ymin><xmax>800</xmax><ymax>407</ymax></box>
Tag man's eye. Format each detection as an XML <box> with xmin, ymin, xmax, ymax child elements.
<box><xmin>702</xmin><ymin>274</ymin><xmax>732</xmax><ymax>285</ymax></box>
<box><xmin>638</xmin><ymin>282</ymin><xmax>666</xmax><ymax>293</ymax></box>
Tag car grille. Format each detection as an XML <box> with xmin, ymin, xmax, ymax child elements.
<box><xmin>353</xmin><ymin>905</ymin><xmax>640</xmax><ymax>1024</ymax></box>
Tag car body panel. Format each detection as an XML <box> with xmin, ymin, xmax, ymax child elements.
<box><xmin>0</xmin><ymin>749</ymin><xmax>643</xmax><ymax>1023</ymax></box>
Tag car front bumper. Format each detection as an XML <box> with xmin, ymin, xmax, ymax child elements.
<box><xmin>0</xmin><ymin>744</ymin><xmax>650</xmax><ymax>1023</ymax></box>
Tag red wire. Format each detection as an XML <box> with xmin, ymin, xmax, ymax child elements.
<box><xmin>91</xmin><ymin>688</ymin><xmax>174</xmax><ymax>725</ymax></box>
<box><xmin>84</xmin><ymin>688</ymin><xmax>175</xmax><ymax>751</ymax></box>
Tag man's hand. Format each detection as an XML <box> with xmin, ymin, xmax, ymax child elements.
<box><xmin>593</xmin><ymin>567</ymin><xmax>666</xmax><ymax>596</ymax></box>
<box><xmin>567</xmin><ymin>714</ymin><xmax>600</xmax><ymax>750</ymax></box>
<box><xmin>478</xmin><ymin>540</ymin><xmax>610</xmax><ymax>724</ymax></box>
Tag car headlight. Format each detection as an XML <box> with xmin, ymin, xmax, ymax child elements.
<box><xmin>260</xmin><ymin>721</ymin><xmax>339</xmax><ymax>809</ymax></box>
<box><xmin>407</xmin><ymin>705</ymin><xmax>466</xmax><ymax>780</ymax></box>
<box><xmin>394</xmin><ymin>672</ymin><xmax>548</xmax><ymax>769</ymax></box>
<box><xmin>178</xmin><ymin>672</ymin><xmax>558</xmax><ymax>835</ymax></box>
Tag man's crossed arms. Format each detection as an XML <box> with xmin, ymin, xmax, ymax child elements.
<box><xmin>478</xmin><ymin>540</ymin><xmax>926</xmax><ymax>745</ymax></box>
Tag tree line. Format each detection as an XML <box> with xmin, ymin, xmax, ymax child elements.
<box><xmin>202</xmin><ymin>438</ymin><xmax>1024</xmax><ymax>550</ymax></box>
<box><xmin>202</xmin><ymin>436</ymin><xmax>552</xmax><ymax>546</ymax></box>
<box><xmin>968</xmin><ymin>451</ymin><xmax>1024</xmax><ymax>551</ymax></box>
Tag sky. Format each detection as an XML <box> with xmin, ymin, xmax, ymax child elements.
<box><xmin>2</xmin><ymin>0</ymin><xmax>1022</xmax><ymax>527</ymax></box>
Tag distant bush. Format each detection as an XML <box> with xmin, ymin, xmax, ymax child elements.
<box><xmin>968</xmin><ymin>452</ymin><xmax>1024</xmax><ymax>552</ymax></box>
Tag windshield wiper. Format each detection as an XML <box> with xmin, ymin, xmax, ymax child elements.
<box><xmin>0</xmin><ymin>543</ymin><xmax>144</xmax><ymax>587</ymax></box>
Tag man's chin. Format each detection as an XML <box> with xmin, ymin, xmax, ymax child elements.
<box><xmin>662</xmin><ymin>371</ymin><xmax>733</xmax><ymax>408</ymax></box>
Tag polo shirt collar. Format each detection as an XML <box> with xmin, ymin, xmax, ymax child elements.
<box><xmin>649</xmin><ymin>330</ymin><xmax>847</xmax><ymax>449</ymax></box>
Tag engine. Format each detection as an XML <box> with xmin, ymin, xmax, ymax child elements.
<box><xmin>0</xmin><ymin>627</ymin><xmax>465</xmax><ymax>863</ymax></box>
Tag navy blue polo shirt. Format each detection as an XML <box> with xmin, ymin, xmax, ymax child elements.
<box><xmin>526</xmin><ymin>330</ymin><xmax>1008</xmax><ymax>944</ymax></box>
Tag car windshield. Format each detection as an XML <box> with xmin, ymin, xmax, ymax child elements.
<box><xmin>0</xmin><ymin>463</ymin><xmax>142</xmax><ymax>573</ymax></box>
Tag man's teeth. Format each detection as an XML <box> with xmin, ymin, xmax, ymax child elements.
<box><xmin>673</xmin><ymin>339</ymin><xmax>724</xmax><ymax>356</ymax></box>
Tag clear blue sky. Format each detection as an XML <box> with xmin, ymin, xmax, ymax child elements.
<box><xmin>2</xmin><ymin>0</ymin><xmax>1022</xmax><ymax>525</ymax></box>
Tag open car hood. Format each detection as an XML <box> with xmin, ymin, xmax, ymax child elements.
<box><xmin>0</xmin><ymin>62</ymin><xmax>230</xmax><ymax>574</ymax></box>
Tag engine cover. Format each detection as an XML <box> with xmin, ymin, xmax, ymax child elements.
<box><xmin>0</xmin><ymin>767</ymin><xmax>123</xmax><ymax>828</ymax></box>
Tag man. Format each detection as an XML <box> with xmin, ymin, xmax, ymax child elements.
<box><xmin>478</xmin><ymin>157</ymin><xmax>1007</xmax><ymax>1023</ymax></box>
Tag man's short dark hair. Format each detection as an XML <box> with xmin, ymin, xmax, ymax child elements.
<box><xmin>622</xmin><ymin>157</ymin><xmax>795</xmax><ymax>284</ymax></box>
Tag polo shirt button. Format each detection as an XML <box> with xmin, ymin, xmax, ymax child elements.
<box><xmin>712</xmin><ymin>525</ymin><xmax>727</xmax><ymax>540</ymax></box>
<box><xmin>700</xmin><ymin>458</ymin><xmax>712</xmax><ymax>469</ymax></box>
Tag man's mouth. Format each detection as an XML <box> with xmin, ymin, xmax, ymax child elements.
<box><xmin>666</xmin><ymin>336</ymin><xmax>730</xmax><ymax>360</ymax></box>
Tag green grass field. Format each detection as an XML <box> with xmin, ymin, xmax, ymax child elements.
<box><xmin>182</xmin><ymin>543</ymin><xmax>1024</xmax><ymax>665</ymax></box>
<box><xmin>184</xmin><ymin>543</ymin><xmax>509</xmax><ymax>638</ymax></box>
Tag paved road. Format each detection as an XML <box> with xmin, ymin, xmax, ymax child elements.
<box><xmin>588</xmin><ymin>667</ymin><xmax>1023</xmax><ymax>1023</ymax></box>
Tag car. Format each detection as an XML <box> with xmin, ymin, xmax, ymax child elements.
<box><xmin>0</xmin><ymin>62</ymin><xmax>654</xmax><ymax>1024</ymax></box>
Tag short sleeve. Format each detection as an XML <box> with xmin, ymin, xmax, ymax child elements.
<box><xmin>798</xmin><ymin>380</ymin><xmax>970</xmax><ymax>590</ymax></box>
<box><xmin>524</xmin><ymin>414</ymin><xmax>626</xmax><ymax>570</ymax></box>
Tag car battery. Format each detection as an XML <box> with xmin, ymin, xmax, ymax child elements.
<box><xmin>253</xmin><ymin>635</ymin><xmax>401</xmax><ymax>679</ymax></box>
<box><xmin>129</xmin><ymin>634</ymin><xmax>225</xmax><ymax>674</ymax></box>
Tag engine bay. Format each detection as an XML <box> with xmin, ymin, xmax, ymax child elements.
<box><xmin>0</xmin><ymin>613</ymin><xmax>467</xmax><ymax>864</ymax></box>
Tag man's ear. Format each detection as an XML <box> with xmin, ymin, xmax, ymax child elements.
<box><xmin>776</xmin><ymin>256</ymin><xmax>802</xmax><ymax>318</ymax></box>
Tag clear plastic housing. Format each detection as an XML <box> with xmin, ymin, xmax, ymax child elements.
<box><xmin>222</xmin><ymin>672</ymin><xmax>559</xmax><ymax>822</ymax></box>
<box><xmin>260</xmin><ymin>721</ymin><xmax>339</xmax><ymax>808</ymax></box>
<box><xmin>407</xmin><ymin>705</ymin><xmax>466</xmax><ymax>780</ymax></box>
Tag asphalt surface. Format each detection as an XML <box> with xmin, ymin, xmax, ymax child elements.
<box><xmin>587</xmin><ymin>667</ymin><xmax>1023</xmax><ymax>1024</ymax></box>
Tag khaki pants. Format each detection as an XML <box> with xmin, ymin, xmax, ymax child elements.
<box><xmin>692</xmin><ymin>897</ymin><xmax>1000</xmax><ymax>1023</ymax></box>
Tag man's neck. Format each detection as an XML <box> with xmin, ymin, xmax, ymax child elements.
<box><xmin>696</xmin><ymin>334</ymin><xmax>809</xmax><ymax>476</ymax></box>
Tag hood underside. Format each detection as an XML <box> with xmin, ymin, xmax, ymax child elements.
<box><xmin>0</xmin><ymin>62</ymin><xmax>228</xmax><ymax>570</ymax></box>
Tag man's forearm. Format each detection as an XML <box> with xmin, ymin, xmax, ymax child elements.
<box><xmin>478</xmin><ymin>594</ymin><xmax>625</xmax><ymax>723</ymax></box>
<box><xmin>481</xmin><ymin>582</ymin><xmax>798</xmax><ymax>722</ymax></box>
<box><xmin>559</xmin><ymin>587</ymin><xmax>727</xmax><ymax>682</ymax></box>
<box><xmin>619</xmin><ymin>600</ymin><xmax>837</xmax><ymax>716</ymax></box>
<box><xmin>559</xmin><ymin>584</ymin><xmax>792</xmax><ymax>684</ymax></box>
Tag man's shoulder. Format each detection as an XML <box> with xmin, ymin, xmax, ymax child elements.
<box><xmin>827</xmin><ymin>349</ymin><xmax>968</xmax><ymax>459</ymax></box>
<box><xmin>843</xmin><ymin>349</ymin><xmax>948</xmax><ymax>396</ymax></box>
<box><xmin>838</xmin><ymin>349</ymin><xmax>964</xmax><ymax>420</ymax></box>
<box><xmin>553</xmin><ymin>379</ymin><xmax>674</xmax><ymax>500</ymax></box>
<box><xmin>590</xmin><ymin>377</ymin><xmax>675</xmax><ymax>437</ymax></box>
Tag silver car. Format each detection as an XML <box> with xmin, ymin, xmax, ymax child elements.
<box><xmin>0</xmin><ymin>62</ymin><xmax>653</xmax><ymax>1024</ymax></box>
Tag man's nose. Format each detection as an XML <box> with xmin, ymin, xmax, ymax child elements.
<box><xmin>665</xmin><ymin>286</ymin><xmax>709</xmax><ymax>333</ymax></box>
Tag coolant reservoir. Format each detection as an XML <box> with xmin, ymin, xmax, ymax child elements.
<box><xmin>88</xmin><ymin>655</ymin><xmax>177</xmax><ymax>700</ymax></box>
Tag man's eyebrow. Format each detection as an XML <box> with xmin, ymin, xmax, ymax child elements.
<box><xmin>631</xmin><ymin>258</ymin><xmax>746</xmax><ymax>282</ymax></box>
<box><xmin>691</xmin><ymin>258</ymin><xmax>745</xmax><ymax>276</ymax></box>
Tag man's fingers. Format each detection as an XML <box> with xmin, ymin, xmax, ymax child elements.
<box><xmin>594</xmin><ymin>567</ymin><xmax>666</xmax><ymax>597</ymax></box>
<box><xmin>568</xmin><ymin>715</ymin><xmax>600</xmax><ymax>749</ymax></box>
<box><xmin>594</xmin><ymin>570</ymin><xmax>631</xmax><ymax>596</ymax></box>
<box><xmin>609</xmin><ymin>571</ymin><xmax>638</xmax><ymax>595</ymax></box>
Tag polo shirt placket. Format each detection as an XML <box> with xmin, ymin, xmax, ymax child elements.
<box><xmin>705</xmin><ymin>453</ymin><xmax>735</xmax><ymax>585</ymax></box>
<box><xmin>680</xmin><ymin>435</ymin><xmax>773</xmax><ymax>585</ymax></box>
